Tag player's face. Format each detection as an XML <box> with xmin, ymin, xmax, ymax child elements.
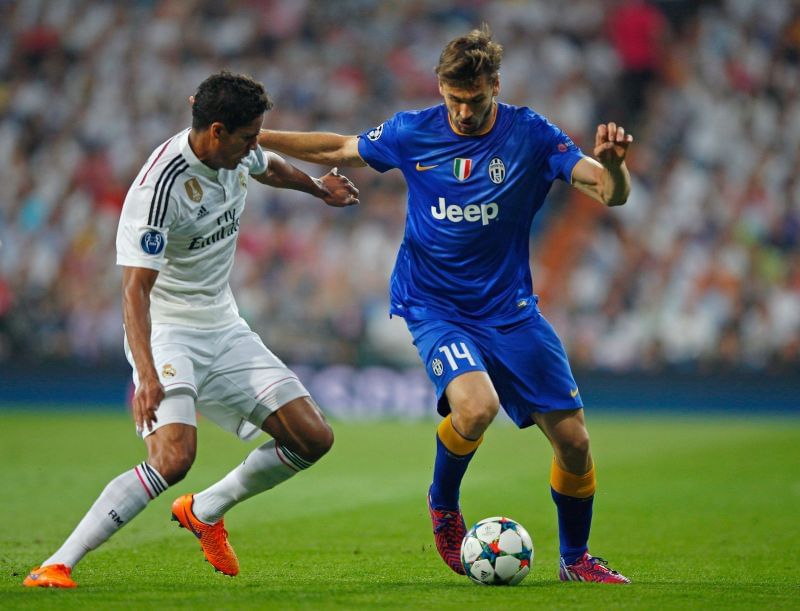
<box><xmin>211</xmin><ymin>114</ymin><xmax>264</xmax><ymax>170</ymax></box>
<box><xmin>439</xmin><ymin>76</ymin><xmax>499</xmax><ymax>136</ymax></box>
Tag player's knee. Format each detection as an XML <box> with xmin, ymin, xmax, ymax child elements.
<box><xmin>147</xmin><ymin>445</ymin><xmax>196</xmax><ymax>485</ymax></box>
<box><xmin>301</xmin><ymin>421</ymin><xmax>334</xmax><ymax>462</ymax></box>
<box><xmin>286</xmin><ymin>421</ymin><xmax>333</xmax><ymax>463</ymax></box>
<box><xmin>456</xmin><ymin>394</ymin><xmax>499</xmax><ymax>433</ymax></box>
<box><xmin>558</xmin><ymin>430</ymin><xmax>591</xmax><ymax>460</ymax></box>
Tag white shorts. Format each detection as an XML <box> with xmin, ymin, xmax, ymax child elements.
<box><xmin>124</xmin><ymin>317</ymin><xmax>310</xmax><ymax>440</ymax></box>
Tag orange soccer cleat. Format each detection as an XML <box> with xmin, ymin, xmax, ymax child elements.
<box><xmin>22</xmin><ymin>564</ymin><xmax>77</xmax><ymax>588</ymax></box>
<box><xmin>171</xmin><ymin>494</ymin><xmax>239</xmax><ymax>576</ymax></box>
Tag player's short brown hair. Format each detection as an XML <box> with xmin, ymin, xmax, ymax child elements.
<box><xmin>435</xmin><ymin>24</ymin><xmax>503</xmax><ymax>87</ymax></box>
<box><xmin>192</xmin><ymin>71</ymin><xmax>273</xmax><ymax>133</ymax></box>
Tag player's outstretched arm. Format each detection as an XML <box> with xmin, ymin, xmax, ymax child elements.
<box><xmin>258</xmin><ymin>130</ymin><xmax>367</xmax><ymax>168</ymax></box>
<box><xmin>570</xmin><ymin>122</ymin><xmax>633</xmax><ymax>207</ymax></box>
<box><xmin>253</xmin><ymin>152</ymin><xmax>359</xmax><ymax>207</ymax></box>
<box><xmin>122</xmin><ymin>266</ymin><xmax>165</xmax><ymax>433</ymax></box>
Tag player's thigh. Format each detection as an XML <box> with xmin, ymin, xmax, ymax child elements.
<box><xmin>445</xmin><ymin>371</ymin><xmax>500</xmax><ymax>421</ymax></box>
<box><xmin>198</xmin><ymin>319</ymin><xmax>312</xmax><ymax>441</ymax></box>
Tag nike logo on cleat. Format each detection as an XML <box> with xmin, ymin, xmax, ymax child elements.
<box><xmin>183</xmin><ymin>508</ymin><xmax>203</xmax><ymax>539</ymax></box>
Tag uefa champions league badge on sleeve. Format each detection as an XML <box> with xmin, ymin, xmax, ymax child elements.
<box><xmin>140</xmin><ymin>230</ymin><xmax>165</xmax><ymax>255</ymax></box>
<box><xmin>367</xmin><ymin>123</ymin><xmax>384</xmax><ymax>141</ymax></box>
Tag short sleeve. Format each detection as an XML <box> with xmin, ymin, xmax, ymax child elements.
<box><xmin>357</xmin><ymin>114</ymin><xmax>404</xmax><ymax>173</ymax></box>
<box><xmin>116</xmin><ymin>182</ymin><xmax>179</xmax><ymax>270</ymax></box>
<box><xmin>541</xmin><ymin>121</ymin><xmax>585</xmax><ymax>183</ymax></box>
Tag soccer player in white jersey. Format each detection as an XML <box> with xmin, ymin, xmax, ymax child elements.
<box><xmin>23</xmin><ymin>71</ymin><xmax>359</xmax><ymax>588</ymax></box>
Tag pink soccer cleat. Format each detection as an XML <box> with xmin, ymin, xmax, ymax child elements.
<box><xmin>560</xmin><ymin>551</ymin><xmax>631</xmax><ymax>583</ymax></box>
<box><xmin>426</xmin><ymin>488</ymin><xmax>467</xmax><ymax>575</ymax></box>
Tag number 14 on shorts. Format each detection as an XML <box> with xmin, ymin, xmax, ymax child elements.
<box><xmin>438</xmin><ymin>342</ymin><xmax>475</xmax><ymax>371</ymax></box>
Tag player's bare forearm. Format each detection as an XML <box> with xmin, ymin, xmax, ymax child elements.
<box><xmin>254</xmin><ymin>153</ymin><xmax>325</xmax><ymax>194</ymax></box>
<box><xmin>599</xmin><ymin>162</ymin><xmax>631</xmax><ymax>207</ymax></box>
<box><xmin>259</xmin><ymin>129</ymin><xmax>367</xmax><ymax>167</ymax></box>
<box><xmin>122</xmin><ymin>266</ymin><xmax>164</xmax><ymax>431</ymax></box>
<box><xmin>254</xmin><ymin>153</ymin><xmax>359</xmax><ymax>207</ymax></box>
<box><xmin>571</xmin><ymin>158</ymin><xmax>631</xmax><ymax>206</ymax></box>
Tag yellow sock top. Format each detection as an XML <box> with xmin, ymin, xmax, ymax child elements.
<box><xmin>437</xmin><ymin>414</ymin><xmax>483</xmax><ymax>456</ymax></box>
<box><xmin>550</xmin><ymin>457</ymin><xmax>596</xmax><ymax>498</ymax></box>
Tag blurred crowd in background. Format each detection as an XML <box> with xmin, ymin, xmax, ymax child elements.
<box><xmin>1</xmin><ymin>0</ymin><xmax>799</xmax><ymax>373</ymax></box>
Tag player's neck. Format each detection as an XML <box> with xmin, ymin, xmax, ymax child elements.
<box><xmin>188</xmin><ymin>129</ymin><xmax>221</xmax><ymax>170</ymax></box>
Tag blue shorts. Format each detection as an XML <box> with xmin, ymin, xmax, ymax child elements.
<box><xmin>406</xmin><ymin>312</ymin><xmax>582</xmax><ymax>428</ymax></box>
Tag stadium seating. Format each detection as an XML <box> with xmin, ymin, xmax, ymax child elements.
<box><xmin>1</xmin><ymin>0</ymin><xmax>797</xmax><ymax>372</ymax></box>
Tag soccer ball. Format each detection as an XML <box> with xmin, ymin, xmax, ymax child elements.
<box><xmin>460</xmin><ymin>516</ymin><xmax>533</xmax><ymax>586</ymax></box>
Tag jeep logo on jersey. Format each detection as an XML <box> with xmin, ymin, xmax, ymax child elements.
<box><xmin>140</xmin><ymin>230</ymin><xmax>165</xmax><ymax>255</ymax></box>
<box><xmin>184</xmin><ymin>177</ymin><xmax>203</xmax><ymax>202</ymax></box>
<box><xmin>453</xmin><ymin>158</ymin><xmax>472</xmax><ymax>181</ymax></box>
<box><xmin>367</xmin><ymin>124</ymin><xmax>384</xmax><ymax>141</ymax></box>
<box><xmin>431</xmin><ymin>197</ymin><xmax>498</xmax><ymax>226</ymax></box>
<box><xmin>488</xmin><ymin>157</ymin><xmax>505</xmax><ymax>184</ymax></box>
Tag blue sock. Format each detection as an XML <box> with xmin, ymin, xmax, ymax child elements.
<box><xmin>429</xmin><ymin>434</ymin><xmax>476</xmax><ymax>510</ymax></box>
<box><xmin>551</xmin><ymin>487</ymin><xmax>593</xmax><ymax>564</ymax></box>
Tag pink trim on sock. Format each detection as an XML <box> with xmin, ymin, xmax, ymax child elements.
<box><xmin>134</xmin><ymin>466</ymin><xmax>155</xmax><ymax>500</ymax></box>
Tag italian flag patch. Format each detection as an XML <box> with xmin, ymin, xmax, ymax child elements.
<box><xmin>453</xmin><ymin>158</ymin><xmax>472</xmax><ymax>181</ymax></box>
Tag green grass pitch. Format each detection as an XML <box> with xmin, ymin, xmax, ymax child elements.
<box><xmin>1</xmin><ymin>409</ymin><xmax>798</xmax><ymax>609</ymax></box>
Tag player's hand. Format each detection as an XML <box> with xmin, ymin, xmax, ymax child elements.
<box><xmin>133</xmin><ymin>374</ymin><xmax>165</xmax><ymax>434</ymax></box>
<box><xmin>593</xmin><ymin>122</ymin><xmax>633</xmax><ymax>168</ymax></box>
<box><xmin>318</xmin><ymin>168</ymin><xmax>360</xmax><ymax>208</ymax></box>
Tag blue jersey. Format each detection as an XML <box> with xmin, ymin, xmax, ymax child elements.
<box><xmin>357</xmin><ymin>102</ymin><xmax>584</xmax><ymax>325</ymax></box>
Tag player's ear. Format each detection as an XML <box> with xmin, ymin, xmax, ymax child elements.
<box><xmin>209</xmin><ymin>122</ymin><xmax>226</xmax><ymax>140</ymax></box>
<box><xmin>437</xmin><ymin>80</ymin><xmax>445</xmax><ymax>97</ymax></box>
<box><xmin>491</xmin><ymin>76</ymin><xmax>500</xmax><ymax>97</ymax></box>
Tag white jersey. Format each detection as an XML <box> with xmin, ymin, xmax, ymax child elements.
<box><xmin>116</xmin><ymin>129</ymin><xmax>268</xmax><ymax>328</ymax></box>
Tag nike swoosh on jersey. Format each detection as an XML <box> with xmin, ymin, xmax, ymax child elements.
<box><xmin>570</xmin><ymin>388</ymin><xmax>579</xmax><ymax>398</ymax></box>
<box><xmin>415</xmin><ymin>162</ymin><xmax>439</xmax><ymax>171</ymax></box>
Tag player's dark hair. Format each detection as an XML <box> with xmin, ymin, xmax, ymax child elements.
<box><xmin>192</xmin><ymin>71</ymin><xmax>273</xmax><ymax>132</ymax></box>
<box><xmin>436</xmin><ymin>24</ymin><xmax>503</xmax><ymax>87</ymax></box>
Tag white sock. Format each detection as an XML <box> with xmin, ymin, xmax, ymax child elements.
<box><xmin>42</xmin><ymin>462</ymin><xmax>167</xmax><ymax>568</ymax></box>
<box><xmin>192</xmin><ymin>440</ymin><xmax>313</xmax><ymax>524</ymax></box>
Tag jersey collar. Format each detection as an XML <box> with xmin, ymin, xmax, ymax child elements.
<box><xmin>179</xmin><ymin>128</ymin><xmax>219</xmax><ymax>179</ymax></box>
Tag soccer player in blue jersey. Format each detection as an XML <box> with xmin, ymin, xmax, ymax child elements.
<box><xmin>258</xmin><ymin>26</ymin><xmax>633</xmax><ymax>583</ymax></box>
